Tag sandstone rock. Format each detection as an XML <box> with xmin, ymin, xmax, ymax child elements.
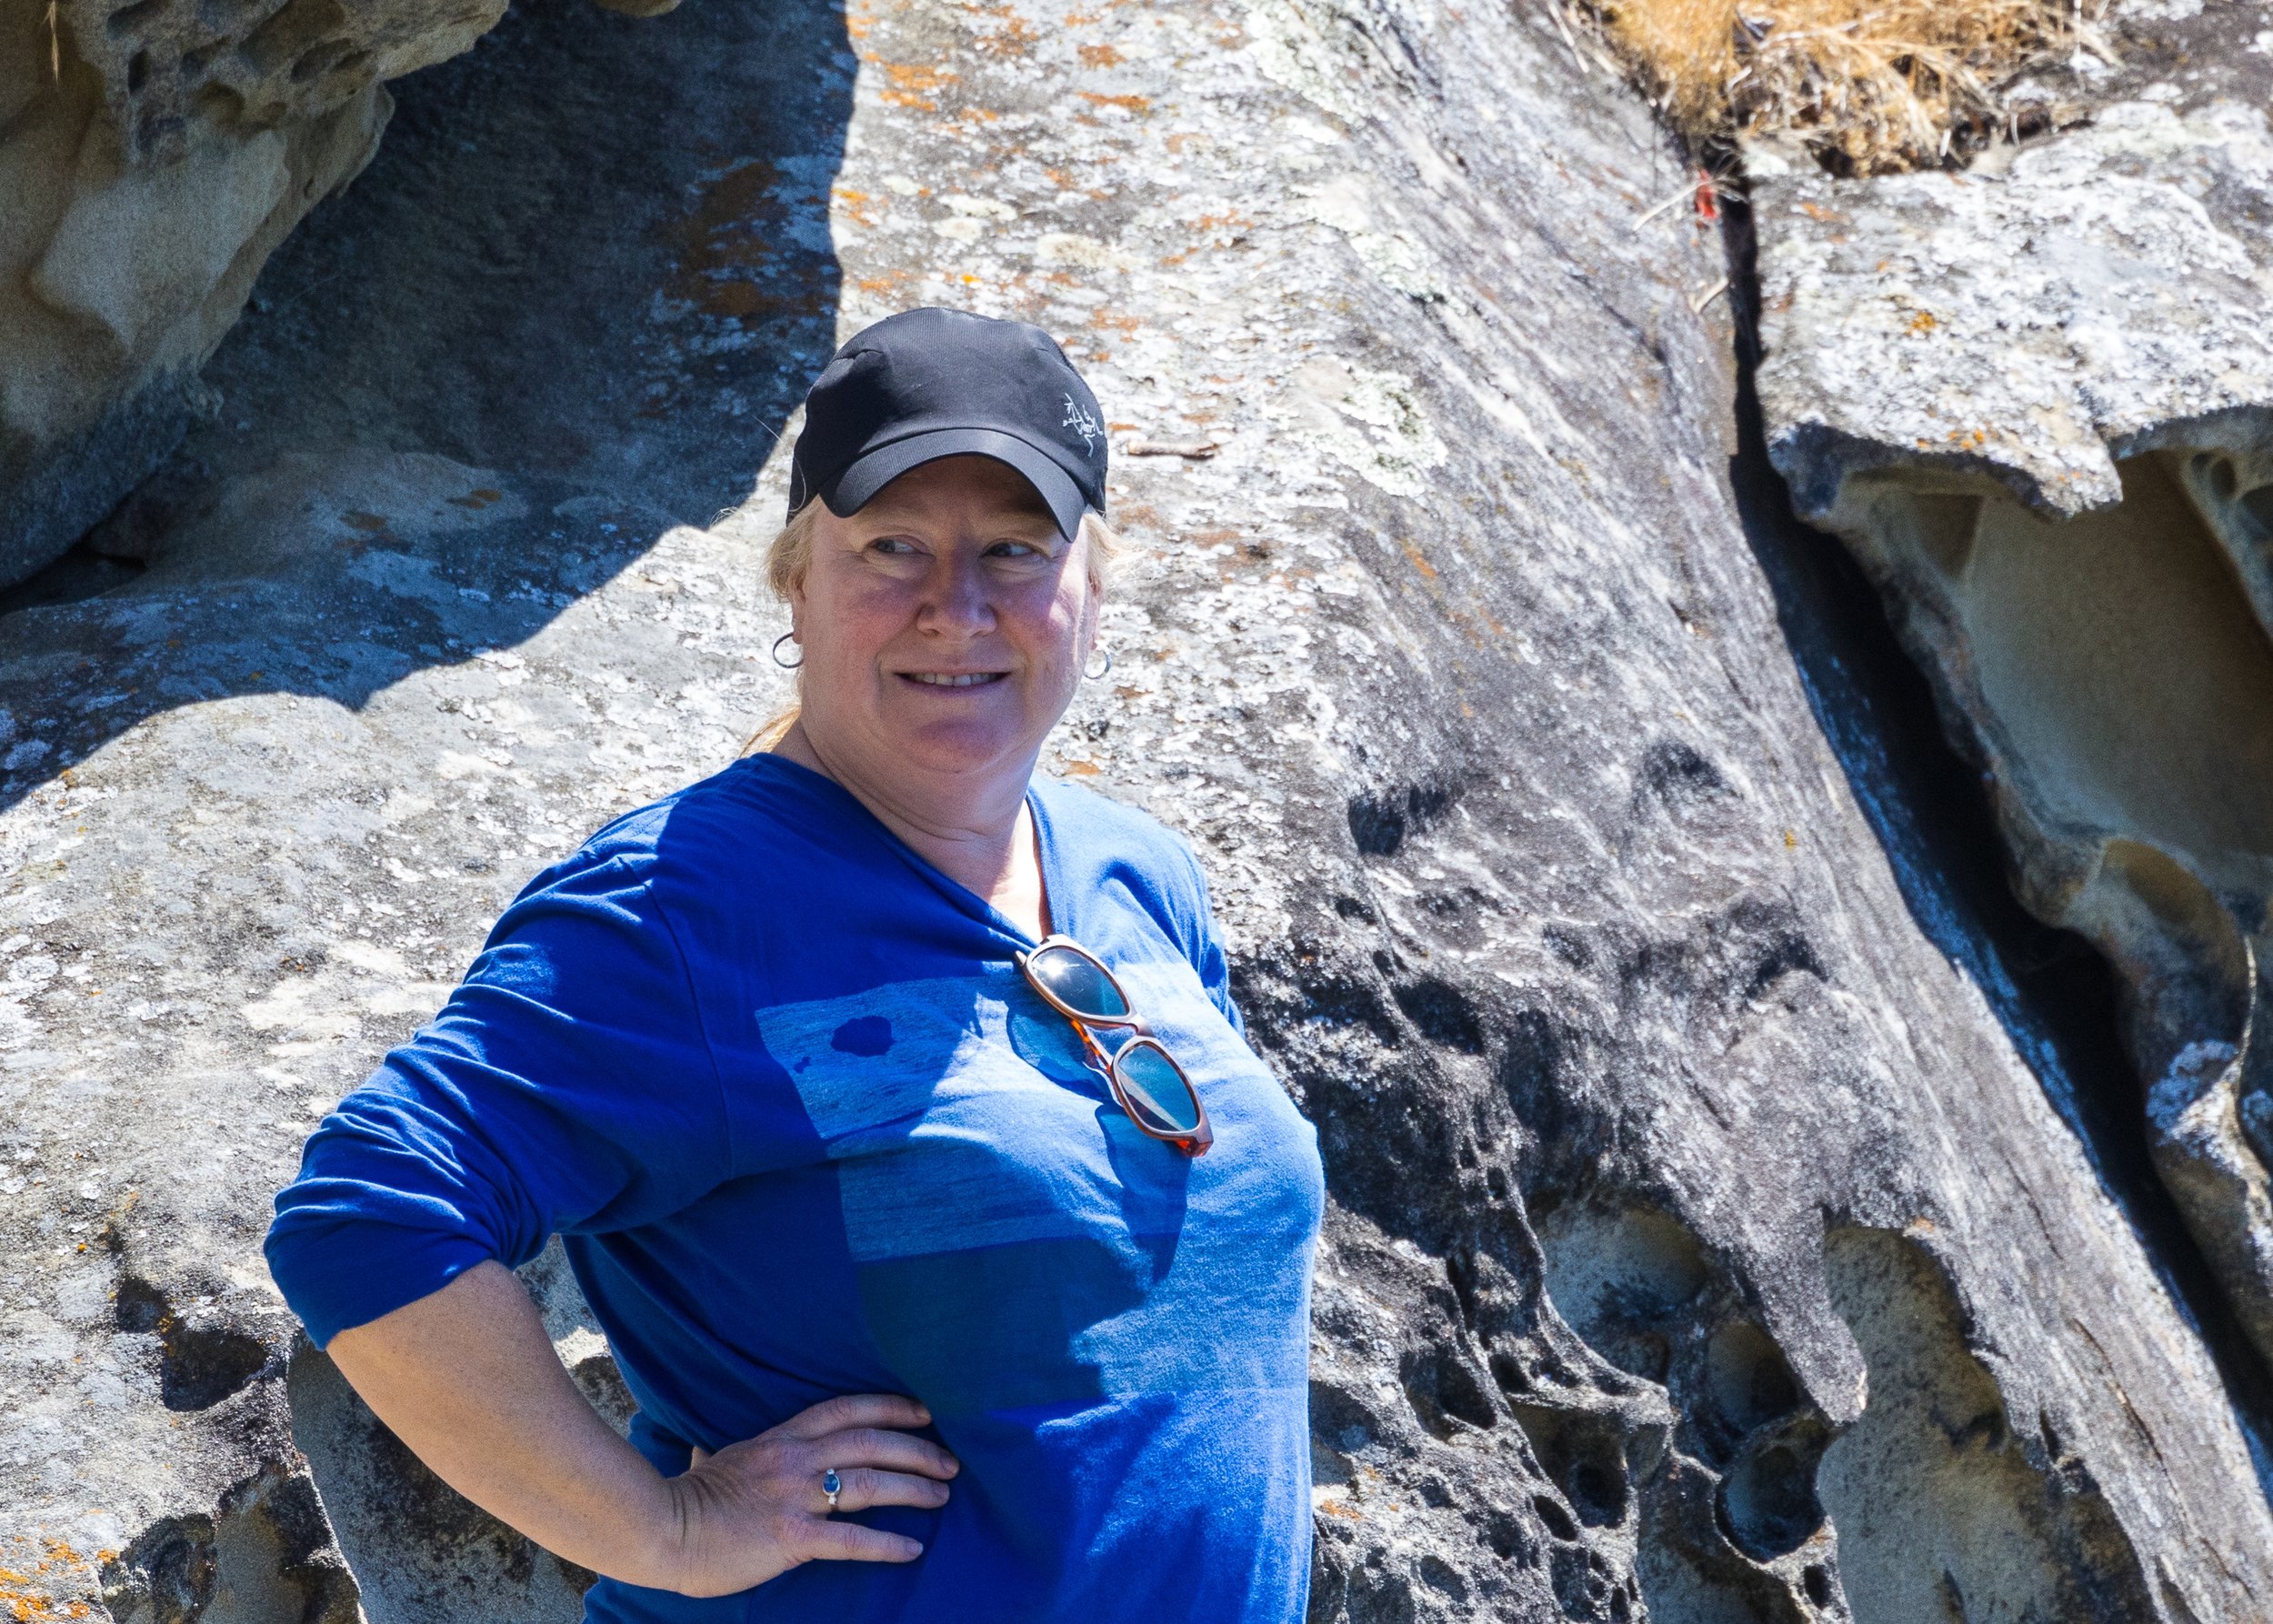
<box><xmin>4</xmin><ymin>2</ymin><xmax>2270</xmax><ymax>1623</ymax></box>
<box><xmin>1754</xmin><ymin>96</ymin><xmax>2273</xmax><ymax>519</ymax></box>
<box><xmin>1753</xmin><ymin>5</ymin><xmax>2273</xmax><ymax>1386</ymax></box>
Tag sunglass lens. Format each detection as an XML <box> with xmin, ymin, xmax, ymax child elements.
<box><xmin>1116</xmin><ymin>1042</ymin><xmax>1201</xmax><ymax>1136</ymax></box>
<box><xmin>1027</xmin><ymin>944</ymin><xmax>1129</xmax><ymax>1019</ymax></box>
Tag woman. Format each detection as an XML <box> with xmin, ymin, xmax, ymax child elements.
<box><xmin>265</xmin><ymin>307</ymin><xmax>1326</xmax><ymax>1621</ymax></box>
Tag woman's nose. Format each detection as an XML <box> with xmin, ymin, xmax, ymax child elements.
<box><xmin>916</xmin><ymin>555</ymin><xmax>996</xmax><ymax>636</ymax></box>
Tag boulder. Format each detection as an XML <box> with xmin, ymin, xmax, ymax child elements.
<box><xmin>1754</xmin><ymin>3</ymin><xmax>2273</xmax><ymax>1385</ymax></box>
<box><xmin>3</xmin><ymin>2</ymin><xmax>2268</xmax><ymax>1623</ymax></box>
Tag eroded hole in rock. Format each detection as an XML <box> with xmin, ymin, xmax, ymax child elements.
<box><xmin>1417</xmin><ymin>1552</ymin><xmax>1468</xmax><ymax>1600</ymax></box>
<box><xmin>1509</xmin><ymin>1403</ymin><xmax>1631</xmax><ymax>1528</ymax></box>
<box><xmin>107</xmin><ymin>1513</ymin><xmax>217</xmax><ymax>1624</ymax></box>
<box><xmin>1532</xmin><ymin>1492</ymin><xmax>1581</xmax><ymax>1543</ymax></box>
<box><xmin>1716</xmin><ymin>1420</ymin><xmax>1829</xmax><ymax>1559</ymax></box>
<box><xmin>1706</xmin><ymin>1319</ymin><xmax>1800</xmax><ymax>1434</ymax></box>
<box><xmin>1399</xmin><ymin>1339</ymin><xmax>1497</xmax><ymax>1438</ymax></box>
<box><xmin>2240</xmin><ymin>486</ymin><xmax>2273</xmax><ymax>539</ymax></box>
<box><xmin>1533</xmin><ymin>1197</ymin><xmax>1708</xmax><ymax>1381</ymax></box>
<box><xmin>1393</xmin><ymin>976</ymin><xmax>1487</xmax><ymax>1053</ymax></box>
<box><xmin>1347</xmin><ymin>780</ymin><xmax>1456</xmax><ymax>857</ymax></box>
<box><xmin>115</xmin><ymin>1275</ymin><xmax>272</xmax><ymax>1412</ymax></box>
<box><xmin>1829</xmin><ymin>447</ymin><xmax>2273</xmax><ymax>893</ymax></box>
<box><xmin>101</xmin><ymin>1463</ymin><xmax>360</xmax><ymax>1624</ymax></box>
<box><xmin>1636</xmin><ymin>739</ymin><xmax>1732</xmax><ymax>812</ymax></box>
<box><xmin>1819</xmin><ymin>440</ymin><xmax>2273</xmax><ymax>1378</ymax></box>
<box><xmin>1801</xmin><ymin>1563</ymin><xmax>1834</xmax><ymax>1609</ymax></box>
<box><xmin>1311</xmin><ymin>1377</ymin><xmax>1380</xmax><ymax>1453</ymax></box>
<box><xmin>1817</xmin><ymin>1226</ymin><xmax>2156</xmax><ymax>1624</ymax></box>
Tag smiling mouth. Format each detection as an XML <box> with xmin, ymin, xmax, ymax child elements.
<box><xmin>903</xmin><ymin>672</ymin><xmax>1009</xmax><ymax>688</ymax></box>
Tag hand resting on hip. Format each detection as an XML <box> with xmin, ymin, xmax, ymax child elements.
<box><xmin>325</xmin><ymin>1259</ymin><xmax>957</xmax><ymax>1597</ymax></box>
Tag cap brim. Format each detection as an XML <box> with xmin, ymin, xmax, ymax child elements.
<box><xmin>821</xmin><ymin>427</ymin><xmax>1090</xmax><ymax>541</ymax></box>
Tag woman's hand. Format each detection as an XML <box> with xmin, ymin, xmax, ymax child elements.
<box><xmin>661</xmin><ymin>1394</ymin><xmax>959</xmax><ymax>1597</ymax></box>
<box><xmin>325</xmin><ymin>1265</ymin><xmax>957</xmax><ymax>1599</ymax></box>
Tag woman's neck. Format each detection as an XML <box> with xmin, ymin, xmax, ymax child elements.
<box><xmin>774</xmin><ymin>719</ymin><xmax>1050</xmax><ymax>938</ymax></box>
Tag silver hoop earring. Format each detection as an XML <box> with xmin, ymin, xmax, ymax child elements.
<box><xmin>1084</xmin><ymin>647</ymin><xmax>1114</xmax><ymax>682</ymax></box>
<box><xmin>772</xmin><ymin>632</ymin><xmax>804</xmax><ymax>670</ymax></box>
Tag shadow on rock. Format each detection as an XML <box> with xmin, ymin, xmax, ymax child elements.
<box><xmin>0</xmin><ymin>0</ymin><xmax>853</xmax><ymax>814</ymax></box>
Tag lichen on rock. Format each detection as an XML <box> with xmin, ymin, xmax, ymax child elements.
<box><xmin>2</xmin><ymin>0</ymin><xmax>2270</xmax><ymax>1618</ymax></box>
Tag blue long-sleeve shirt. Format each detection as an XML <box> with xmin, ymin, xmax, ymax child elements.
<box><xmin>265</xmin><ymin>753</ymin><xmax>1324</xmax><ymax>1622</ymax></box>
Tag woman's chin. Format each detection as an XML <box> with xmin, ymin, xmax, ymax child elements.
<box><xmin>872</xmin><ymin>713</ymin><xmax>1038</xmax><ymax>778</ymax></box>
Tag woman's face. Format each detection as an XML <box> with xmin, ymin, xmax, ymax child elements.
<box><xmin>790</xmin><ymin>456</ymin><xmax>1099</xmax><ymax>788</ymax></box>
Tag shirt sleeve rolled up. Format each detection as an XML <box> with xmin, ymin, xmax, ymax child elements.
<box><xmin>265</xmin><ymin>850</ymin><xmax>730</xmax><ymax>1347</ymax></box>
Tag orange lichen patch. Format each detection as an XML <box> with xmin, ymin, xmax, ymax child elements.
<box><xmin>832</xmin><ymin>185</ymin><xmax>885</xmax><ymax>227</ymax></box>
<box><xmin>1089</xmin><ymin>309</ymin><xmax>1143</xmax><ymax>337</ymax></box>
<box><xmin>0</xmin><ymin>1540</ymin><xmax>99</xmax><ymax>1621</ymax></box>
<box><xmin>876</xmin><ymin>60</ymin><xmax>957</xmax><ymax>109</ymax></box>
<box><xmin>973</xmin><ymin>16</ymin><xmax>1039</xmax><ymax>55</ymax></box>
<box><xmin>1078</xmin><ymin>91</ymin><xmax>1150</xmax><ymax>114</ymax></box>
<box><xmin>1400</xmin><ymin>540</ymin><xmax>1438</xmax><ymax>579</ymax></box>
<box><xmin>446</xmin><ymin>487</ymin><xmax>503</xmax><ymax>509</ymax></box>
<box><xmin>882</xmin><ymin>61</ymin><xmax>956</xmax><ymax>91</ymax></box>
<box><xmin>1077</xmin><ymin>42</ymin><xmax>1125</xmax><ymax>65</ymax></box>
<box><xmin>1062</xmin><ymin>759</ymin><xmax>1102</xmax><ymax>776</ymax></box>
<box><xmin>854</xmin><ymin>267</ymin><xmax>919</xmax><ymax>299</ymax></box>
<box><xmin>667</xmin><ymin>158</ymin><xmax>834</xmax><ymax>328</ymax></box>
<box><xmin>1181</xmin><ymin>210</ymin><xmax>1254</xmax><ymax>250</ymax></box>
<box><xmin>1165</xmin><ymin>131</ymin><xmax>1210</xmax><ymax>154</ymax></box>
<box><xmin>1907</xmin><ymin>308</ymin><xmax>1938</xmax><ymax>334</ymax></box>
<box><xmin>341</xmin><ymin>510</ymin><xmax>389</xmax><ymax>531</ymax></box>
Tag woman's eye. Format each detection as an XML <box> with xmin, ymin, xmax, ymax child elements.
<box><xmin>988</xmin><ymin>540</ymin><xmax>1046</xmax><ymax>559</ymax></box>
<box><xmin>871</xmin><ymin>537</ymin><xmax>921</xmax><ymax>556</ymax></box>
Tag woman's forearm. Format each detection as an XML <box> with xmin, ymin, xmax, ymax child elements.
<box><xmin>324</xmin><ymin>1260</ymin><xmax>957</xmax><ymax>1599</ymax></box>
<box><xmin>326</xmin><ymin>1260</ymin><xmax>683</xmax><ymax>1588</ymax></box>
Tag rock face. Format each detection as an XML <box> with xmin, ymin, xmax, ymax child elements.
<box><xmin>1754</xmin><ymin>2</ymin><xmax>2273</xmax><ymax>1388</ymax></box>
<box><xmin>0</xmin><ymin>0</ymin><xmax>686</xmax><ymax>592</ymax></box>
<box><xmin>3</xmin><ymin>5</ymin><xmax>2270</xmax><ymax>1624</ymax></box>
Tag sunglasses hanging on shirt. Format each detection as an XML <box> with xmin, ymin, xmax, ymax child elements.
<box><xmin>1015</xmin><ymin>936</ymin><xmax>1214</xmax><ymax>1157</ymax></box>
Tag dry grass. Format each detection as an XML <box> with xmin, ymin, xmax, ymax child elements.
<box><xmin>1589</xmin><ymin>0</ymin><xmax>2112</xmax><ymax>172</ymax></box>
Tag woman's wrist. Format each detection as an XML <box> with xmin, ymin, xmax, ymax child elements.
<box><xmin>596</xmin><ymin>1464</ymin><xmax>698</xmax><ymax>1593</ymax></box>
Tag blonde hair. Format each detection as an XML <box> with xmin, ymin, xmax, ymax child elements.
<box><xmin>742</xmin><ymin>497</ymin><xmax>1121</xmax><ymax>756</ymax></box>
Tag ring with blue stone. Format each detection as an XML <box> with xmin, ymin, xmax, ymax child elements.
<box><xmin>821</xmin><ymin>1468</ymin><xmax>842</xmax><ymax>1511</ymax></box>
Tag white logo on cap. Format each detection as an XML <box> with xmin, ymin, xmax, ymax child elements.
<box><xmin>1062</xmin><ymin>394</ymin><xmax>1100</xmax><ymax>455</ymax></box>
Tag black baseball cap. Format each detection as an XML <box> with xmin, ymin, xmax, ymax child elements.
<box><xmin>786</xmin><ymin>307</ymin><xmax>1108</xmax><ymax>540</ymax></box>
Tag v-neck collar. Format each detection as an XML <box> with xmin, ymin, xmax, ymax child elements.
<box><xmin>736</xmin><ymin>752</ymin><xmax>1068</xmax><ymax>950</ymax></box>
